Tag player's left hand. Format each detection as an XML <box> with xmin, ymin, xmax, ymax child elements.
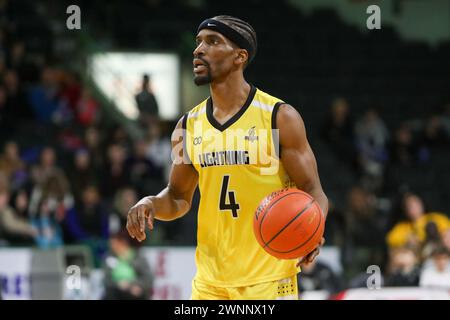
<box><xmin>296</xmin><ymin>237</ymin><xmax>325</xmax><ymax>267</ymax></box>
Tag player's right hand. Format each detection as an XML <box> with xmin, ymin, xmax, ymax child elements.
<box><xmin>126</xmin><ymin>197</ymin><xmax>155</xmax><ymax>242</ymax></box>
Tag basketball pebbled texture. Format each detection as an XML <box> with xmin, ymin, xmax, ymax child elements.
<box><xmin>253</xmin><ymin>188</ymin><xmax>325</xmax><ymax>260</ymax></box>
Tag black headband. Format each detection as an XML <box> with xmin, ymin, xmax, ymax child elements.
<box><xmin>197</xmin><ymin>18</ymin><xmax>255</xmax><ymax>63</ymax></box>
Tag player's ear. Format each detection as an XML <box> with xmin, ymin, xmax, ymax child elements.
<box><xmin>235</xmin><ymin>49</ymin><xmax>248</xmax><ymax>67</ymax></box>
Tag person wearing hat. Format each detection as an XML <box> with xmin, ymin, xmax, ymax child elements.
<box><xmin>126</xmin><ymin>15</ymin><xmax>328</xmax><ymax>300</ymax></box>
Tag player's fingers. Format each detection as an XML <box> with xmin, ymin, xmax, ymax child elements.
<box><xmin>129</xmin><ymin>209</ymin><xmax>144</xmax><ymax>241</ymax></box>
<box><xmin>296</xmin><ymin>256</ymin><xmax>306</xmax><ymax>267</ymax></box>
<box><xmin>306</xmin><ymin>247</ymin><xmax>320</xmax><ymax>263</ymax></box>
<box><xmin>126</xmin><ymin>219</ymin><xmax>135</xmax><ymax>239</ymax></box>
<box><xmin>147</xmin><ymin>207</ymin><xmax>154</xmax><ymax>230</ymax></box>
<box><xmin>137</xmin><ymin>207</ymin><xmax>146</xmax><ymax>233</ymax></box>
<box><xmin>126</xmin><ymin>213</ymin><xmax>138</xmax><ymax>239</ymax></box>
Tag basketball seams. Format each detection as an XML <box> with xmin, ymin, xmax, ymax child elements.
<box><xmin>262</xmin><ymin>199</ymin><xmax>315</xmax><ymax>248</ymax></box>
<box><xmin>266</xmin><ymin>204</ymin><xmax>323</xmax><ymax>254</ymax></box>
<box><xmin>257</xmin><ymin>191</ymin><xmax>308</xmax><ymax>244</ymax></box>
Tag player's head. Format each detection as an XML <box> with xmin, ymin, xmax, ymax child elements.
<box><xmin>193</xmin><ymin>15</ymin><xmax>257</xmax><ymax>86</ymax></box>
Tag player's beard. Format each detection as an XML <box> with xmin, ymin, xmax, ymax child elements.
<box><xmin>194</xmin><ymin>69</ymin><xmax>212</xmax><ymax>86</ymax></box>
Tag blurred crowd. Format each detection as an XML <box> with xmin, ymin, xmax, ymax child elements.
<box><xmin>297</xmin><ymin>97</ymin><xmax>450</xmax><ymax>295</ymax></box>
<box><xmin>0</xmin><ymin>3</ymin><xmax>173</xmax><ymax>274</ymax></box>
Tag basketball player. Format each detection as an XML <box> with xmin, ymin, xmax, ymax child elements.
<box><xmin>127</xmin><ymin>15</ymin><xmax>328</xmax><ymax>300</ymax></box>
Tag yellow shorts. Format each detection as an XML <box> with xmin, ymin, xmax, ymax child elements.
<box><xmin>191</xmin><ymin>275</ymin><xmax>298</xmax><ymax>300</ymax></box>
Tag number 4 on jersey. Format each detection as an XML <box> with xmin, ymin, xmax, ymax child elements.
<box><xmin>219</xmin><ymin>175</ymin><xmax>240</xmax><ymax>218</ymax></box>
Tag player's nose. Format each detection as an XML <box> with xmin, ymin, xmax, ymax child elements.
<box><xmin>193</xmin><ymin>41</ymin><xmax>205</xmax><ymax>57</ymax></box>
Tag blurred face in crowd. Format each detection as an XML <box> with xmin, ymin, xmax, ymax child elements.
<box><xmin>108</xmin><ymin>144</ymin><xmax>126</xmax><ymax>165</ymax></box>
<box><xmin>403</xmin><ymin>194</ymin><xmax>425</xmax><ymax>222</ymax></box>
<box><xmin>4</xmin><ymin>141</ymin><xmax>19</xmax><ymax>160</ymax></box>
<box><xmin>15</xmin><ymin>190</ymin><xmax>29</xmax><ymax>213</ymax></box>
<box><xmin>134</xmin><ymin>140</ymin><xmax>148</xmax><ymax>158</ymax></box>
<box><xmin>348</xmin><ymin>186</ymin><xmax>373</xmax><ymax>217</ymax></box>
<box><xmin>74</xmin><ymin>150</ymin><xmax>91</xmax><ymax>170</ymax></box>
<box><xmin>110</xmin><ymin>237</ymin><xmax>130</xmax><ymax>257</ymax></box>
<box><xmin>364</xmin><ymin>109</ymin><xmax>379</xmax><ymax>125</ymax></box>
<box><xmin>85</xmin><ymin>127</ymin><xmax>100</xmax><ymax>149</ymax></box>
<box><xmin>11</xmin><ymin>42</ymin><xmax>25</xmax><ymax>62</ymax></box>
<box><xmin>4</xmin><ymin>70</ymin><xmax>19</xmax><ymax>93</ymax></box>
<box><xmin>425</xmin><ymin>115</ymin><xmax>442</xmax><ymax>138</ymax></box>
<box><xmin>390</xmin><ymin>248</ymin><xmax>418</xmax><ymax>273</ymax></box>
<box><xmin>193</xmin><ymin>29</ymin><xmax>245</xmax><ymax>85</ymax></box>
<box><xmin>331</xmin><ymin>98</ymin><xmax>349</xmax><ymax>124</ymax></box>
<box><xmin>41</xmin><ymin>67</ymin><xmax>57</xmax><ymax>87</ymax></box>
<box><xmin>433</xmin><ymin>252</ymin><xmax>449</xmax><ymax>273</ymax></box>
<box><xmin>82</xmin><ymin>186</ymin><xmax>100</xmax><ymax>207</ymax></box>
<box><xmin>40</xmin><ymin>147</ymin><xmax>56</xmax><ymax>168</ymax></box>
<box><xmin>395</xmin><ymin>124</ymin><xmax>412</xmax><ymax>145</ymax></box>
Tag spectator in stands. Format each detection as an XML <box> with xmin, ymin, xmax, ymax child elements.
<box><xmin>419</xmin><ymin>245</ymin><xmax>450</xmax><ymax>288</ymax></box>
<box><xmin>64</xmin><ymin>185</ymin><xmax>109</xmax><ymax>265</ymax></box>
<box><xmin>343</xmin><ymin>186</ymin><xmax>387</xmax><ymax>277</ymax></box>
<box><xmin>385</xmin><ymin>246</ymin><xmax>421</xmax><ymax>287</ymax></box>
<box><xmin>109</xmin><ymin>125</ymin><xmax>132</xmax><ymax>148</ymax></box>
<box><xmin>418</xmin><ymin>115</ymin><xmax>449</xmax><ymax>154</ymax></box>
<box><xmin>11</xmin><ymin>188</ymin><xmax>30</xmax><ymax>220</ymax></box>
<box><xmin>4</xmin><ymin>69</ymin><xmax>34</xmax><ymax>124</ymax></box>
<box><xmin>30</xmin><ymin>146</ymin><xmax>66</xmax><ymax>186</ymax></box>
<box><xmin>110</xmin><ymin>187</ymin><xmax>138</xmax><ymax>234</ymax></box>
<box><xmin>297</xmin><ymin>259</ymin><xmax>344</xmax><ymax>295</ymax></box>
<box><xmin>128</xmin><ymin>139</ymin><xmax>160</xmax><ymax>196</ymax></box>
<box><xmin>101</xmin><ymin>144</ymin><xmax>130</xmax><ymax>200</ymax></box>
<box><xmin>28</xmin><ymin>67</ymin><xmax>63</xmax><ymax>124</ymax></box>
<box><xmin>386</xmin><ymin>193</ymin><xmax>450</xmax><ymax>250</ymax></box>
<box><xmin>320</xmin><ymin>97</ymin><xmax>355</xmax><ymax>165</ymax></box>
<box><xmin>30</xmin><ymin>169</ymin><xmax>71</xmax><ymax>248</ymax></box>
<box><xmin>103</xmin><ymin>230</ymin><xmax>153</xmax><ymax>300</ymax></box>
<box><xmin>0</xmin><ymin>141</ymin><xmax>28</xmax><ymax>191</ymax></box>
<box><xmin>354</xmin><ymin>108</ymin><xmax>389</xmax><ymax>186</ymax></box>
<box><xmin>135</xmin><ymin>74</ymin><xmax>159</xmax><ymax>126</ymax></box>
<box><xmin>69</xmin><ymin>148</ymin><xmax>97</xmax><ymax>202</ymax></box>
<box><xmin>145</xmin><ymin>118</ymin><xmax>171</xmax><ymax>184</ymax></box>
<box><xmin>59</xmin><ymin>71</ymin><xmax>82</xmax><ymax>114</ymax></box>
<box><xmin>388</xmin><ymin>123</ymin><xmax>420</xmax><ymax>166</ymax></box>
<box><xmin>84</xmin><ymin>126</ymin><xmax>104</xmax><ymax>171</ymax></box>
<box><xmin>0</xmin><ymin>175</ymin><xmax>37</xmax><ymax>245</ymax></box>
<box><xmin>75</xmin><ymin>87</ymin><xmax>99</xmax><ymax>127</ymax></box>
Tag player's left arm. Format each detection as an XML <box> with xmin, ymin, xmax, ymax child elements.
<box><xmin>277</xmin><ymin>103</ymin><xmax>329</xmax><ymax>264</ymax></box>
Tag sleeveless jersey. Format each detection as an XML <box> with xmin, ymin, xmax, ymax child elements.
<box><xmin>183</xmin><ymin>85</ymin><xmax>299</xmax><ymax>287</ymax></box>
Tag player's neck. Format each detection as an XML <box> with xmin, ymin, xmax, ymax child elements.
<box><xmin>209</xmin><ymin>74</ymin><xmax>250</xmax><ymax>114</ymax></box>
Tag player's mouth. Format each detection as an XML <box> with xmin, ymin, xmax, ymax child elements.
<box><xmin>193</xmin><ymin>58</ymin><xmax>208</xmax><ymax>73</ymax></box>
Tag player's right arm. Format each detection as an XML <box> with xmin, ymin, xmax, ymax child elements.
<box><xmin>126</xmin><ymin>116</ymin><xmax>198</xmax><ymax>242</ymax></box>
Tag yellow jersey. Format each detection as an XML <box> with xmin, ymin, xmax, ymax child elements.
<box><xmin>183</xmin><ymin>85</ymin><xmax>299</xmax><ymax>287</ymax></box>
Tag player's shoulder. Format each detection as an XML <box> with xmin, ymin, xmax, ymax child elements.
<box><xmin>253</xmin><ymin>87</ymin><xmax>285</xmax><ymax>110</ymax></box>
<box><xmin>185</xmin><ymin>98</ymin><xmax>209</xmax><ymax>120</ymax></box>
<box><xmin>175</xmin><ymin>98</ymin><xmax>208</xmax><ymax>129</ymax></box>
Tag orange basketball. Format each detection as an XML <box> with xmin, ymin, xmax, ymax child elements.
<box><xmin>253</xmin><ymin>188</ymin><xmax>325</xmax><ymax>260</ymax></box>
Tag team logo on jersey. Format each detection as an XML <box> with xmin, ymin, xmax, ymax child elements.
<box><xmin>244</xmin><ymin>126</ymin><xmax>258</xmax><ymax>142</ymax></box>
<box><xmin>193</xmin><ymin>136</ymin><xmax>202</xmax><ymax>145</ymax></box>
